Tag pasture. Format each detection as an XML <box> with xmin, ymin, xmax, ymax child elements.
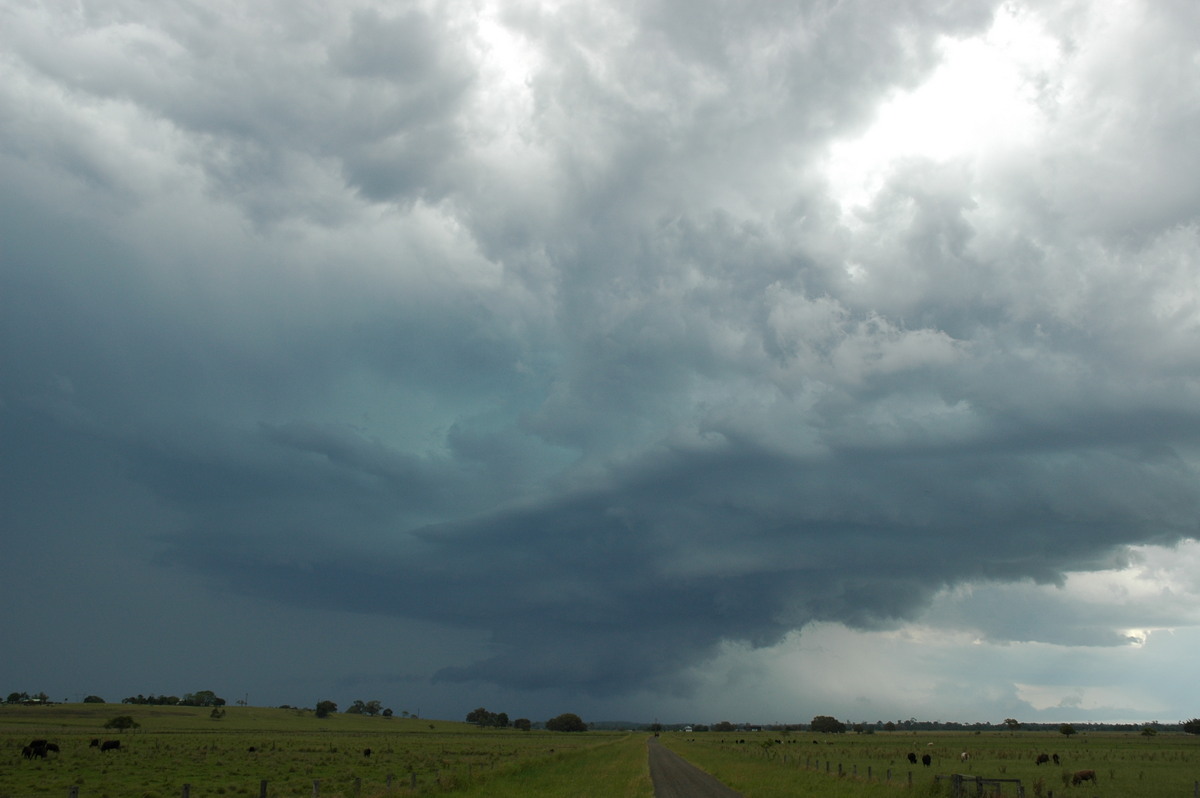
<box><xmin>0</xmin><ymin>704</ymin><xmax>646</xmax><ymax>797</ymax></box>
<box><xmin>659</xmin><ymin>729</ymin><xmax>1200</xmax><ymax>797</ymax></box>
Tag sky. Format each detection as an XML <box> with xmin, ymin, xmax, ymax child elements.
<box><xmin>3</xmin><ymin>0</ymin><xmax>1200</xmax><ymax>727</ymax></box>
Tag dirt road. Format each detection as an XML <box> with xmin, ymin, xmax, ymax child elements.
<box><xmin>647</xmin><ymin>737</ymin><xmax>744</xmax><ymax>798</ymax></box>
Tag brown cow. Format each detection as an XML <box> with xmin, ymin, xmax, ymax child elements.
<box><xmin>1071</xmin><ymin>769</ymin><xmax>1096</xmax><ymax>785</ymax></box>
<box><xmin>1035</xmin><ymin>753</ymin><xmax>1050</xmax><ymax>765</ymax></box>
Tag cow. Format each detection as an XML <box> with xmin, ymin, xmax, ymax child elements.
<box><xmin>922</xmin><ymin>753</ymin><xmax>932</xmax><ymax>767</ymax></box>
<box><xmin>23</xmin><ymin>740</ymin><xmax>51</xmax><ymax>759</ymax></box>
<box><xmin>90</xmin><ymin>738</ymin><xmax>100</xmax><ymax>747</ymax></box>
<box><xmin>960</xmin><ymin>751</ymin><xmax>970</xmax><ymax>762</ymax></box>
<box><xmin>100</xmin><ymin>740</ymin><xmax>121</xmax><ymax>752</ymax></box>
<box><xmin>44</xmin><ymin>743</ymin><xmax>59</xmax><ymax>754</ymax></box>
<box><xmin>1071</xmin><ymin>770</ymin><xmax>1097</xmax><ymax>786</ymax></box>
<box><xmin>1052</xmin><ymin>753</ymin><xmax>1060</xmax><ymax>765</ymax></box>
<box><xmin>1035</xmin><ymin>753</ymin><xmax>1050</xmax><ymax>765</ymax></box>
<box><xmin>907</xmin><ymin>752</ymin><xmax>918</xmax><ymax>764</ymax></box>
<box><xmin>363</xmin><ymin>748</ymin><xmax>372</xmax><ymax>757</ymax></box>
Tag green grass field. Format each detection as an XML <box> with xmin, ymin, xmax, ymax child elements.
<box><xmin>7</xmin><ymin>706</ymin><xmax>1200</xmax><ymax>797</ymax></box>
<box><xmin>0</xmin><ymin>704</ymin><xmax>641</xmax><ymax>798</ymax></box>
<box><xmin>658</xmin><ymin>729</ymin><xmax>1200</xmax><ymax>797</ymax></box>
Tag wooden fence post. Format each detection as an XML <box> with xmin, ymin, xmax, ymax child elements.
<box><xmin>312</xmin><ymin>778</ymin><xmax>320</xmax><ymax>797</ymax></box>
<box><xmin>68</xmin><ymin>788</ymin><xmax>79</xmax><ymax>798</ymax></box>
<box><xmin>259</xmin><ymin>779</ymin><xmax>267</xmax><ymax>798</ymax></box>
<box><xmin>181</xmin><ymin>784</ymin><xmax>190</xmax><ymax>798</ymax></box>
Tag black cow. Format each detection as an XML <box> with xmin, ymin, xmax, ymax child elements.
<box><xmin>921</xmin><ymin>754</ymin><xmax>931</xmax><ymax>767</ymax></box>
<box><xmin>1052</xmin><ymin>753</ymin><xmax>1060</xmax><ymax>765</ymax></box>
<box><xmin>100</xmin><ymin>740</ymin><xmax>121</xmax><ymax>752</ymax></box>
<box><xmin>907</xmin><ymin>752</ymin><xmax>918</xmax><ymax>764</ymax></box>
<box><xmin>363</xmin><ymin>748</ymin><xmax>372</xmax><ymax>757</ymax></box>
<box><xmin>23</xmin><ymin>740</ymin><xmax>51</xmax><ymax>759</ymax></box>
<box><xmin>90</xmin><ymin>738</ymin><xmax>100</xmax><ymax>747</ymax></box>
<box><xmin>1035</xmin><ymin>753</ymin><xmax>1050</xmax><ymax>765</ymax></box>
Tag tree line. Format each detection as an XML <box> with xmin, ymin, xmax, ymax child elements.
<box><xmin>466</xmin><ymin>707</ymin><xmax>586</xmax><ymax>732</ymax></box>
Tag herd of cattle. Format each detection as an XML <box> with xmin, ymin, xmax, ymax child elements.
<box><xmin>21</xmin><ymin>738</ymin><xmax>121</xmax><ymax>759</ymax></box>
<box><xmin>901</xmin><ymin>749</ymin><xmax>1095</xmax><ymax>785</ymax></box>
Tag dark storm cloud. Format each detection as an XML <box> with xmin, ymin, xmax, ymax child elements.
<box><xmin>4</xmin><ymin>0</ymin><xmax>1200</xmax><ymax>709</ymax></box>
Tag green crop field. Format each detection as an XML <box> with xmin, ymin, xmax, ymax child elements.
<box><xmin>0</xmin><ymin>704</ymin><xmax>647</xmax><ymax>798</ymax></box>
<box><xmin>659</xmin><ymin>729</ymin><xmax>1200</xmax><ymax>797</ymax></box>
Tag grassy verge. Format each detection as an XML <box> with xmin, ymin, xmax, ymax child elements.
<box><xmin>659</xmin><ymin>735</ymin><xmax>910</xmax><ymax>798</ymax></box>
<box><xmin>422</xmin><ymin>733</ymin><xmax>652</xmax><ymax>798</ymax></box>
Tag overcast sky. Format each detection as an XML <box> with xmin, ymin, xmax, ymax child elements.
<box><xmin>4</xmin><ymin>0</ymin><xmax>1200</xmax><ymax>727</ymax></box>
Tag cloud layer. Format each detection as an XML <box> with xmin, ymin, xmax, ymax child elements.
<box><xmin>3</xmin><ymin>0</ymin><xmax>1199</xmax><ymax>719</ymax></box>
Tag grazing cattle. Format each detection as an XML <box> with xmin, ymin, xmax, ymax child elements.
<box><xmin>247</xmin><ymin>746</ymin><xmax>257</xmax><ymax>752</ymax></box>
<box><xmin>922</xmin><ymin>754</ymin><xmax>931</xmax><ymax>767</ymax></box>
<box><xmin>100</xmin><ymin>740</ymin><xmax>121</xmax><ymax>752</ymax></box>
<box><xmin>1071</xmin><ymin>770</ymin><xmax>1097</xmax><ymax>786</ymax></box>
<box><xmin>1035</xmin><ymin>753</ymin><xmax>1050</xmax><ymax>765</ymax></box>
<box><xmin>960</xmin><ymin>751</ymin><xmax>970</xmax><ymax>762</ymax></box>
<box><xmin>23</xmin><ymin>740</ymin><xmax>51</xmax><ymax>759</ymax></box>
<box><xmin>90</xmin><ymin>738</ymin><xmax>100</xmax><ymax>747</ymax></box>
<box><xmin>907</xmin><ymin>752</ymin><xmax>918</xmax><ymax>764</ymax></box>
<box><xmin>363</xmin><ymin>748</ymin><xmax>372</xmax><ymax>757</ymax></box>
<box><xmin>1052</xmin><ymin>753</ymin><xmax>1060</xmax><ymax>765</ymax></box>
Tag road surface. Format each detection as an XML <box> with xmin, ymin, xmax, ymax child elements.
<box><xmin>647</xmin><ymin>737</ymin><xmax>744</xmax><ymax>798</ymax></box>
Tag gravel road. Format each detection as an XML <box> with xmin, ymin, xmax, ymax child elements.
<box><xmin>647</xmin><ymin>737</ymin><xmax>744</xmax><ymax>798</ymax></box>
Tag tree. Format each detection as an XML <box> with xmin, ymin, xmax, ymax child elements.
<box><xmin>105</xmin><ymin>715</ymin><xmax>141</xmax><ymax>731</ymax></box>
<box><xmin>546</xmin><ymin>712</ymin><xmax>587</xmax><ymax>732</ymax></box>
<box><xmin>346</xmin><ymin>700</ymin><xmax>366</xmax><ymax>715</ymax></box>
<box><xmin>315</xmin><ymin>700</ymin><xmax>338</xmax><ymax>718</ymax></box>
<box><xmin>382</xmin><ymin>708</ymin><xmax>394</xmax><ymax>718</ymax></box>
<box><xmin>1059</xmin><ymin>723</ymin><xmax>1076</xmax><ymax>737</ymax></box>
<box><xmin>513</xmin><ymin>718</ymin><xmax>532</xmax><ymax>731</ymax></box>
<box><xmin>811</xmin><ymin>715</ymin><xmax>847</xmax><ymax>734</ymax></box>
<box><xmin>1183</xmin><ymin>718</ymin><xmax>1200</xmax><ymax>735</ymax></box>
<box><xmin>84</xmin><ymin>695</ymin><xmax>106</xmax><ymax>704</ymax></box>
<box><xmin>1004</xmin><ymin>718</ymin><xmax>1021</xmax><ymax>731</ymax></box>
<box><xmin>712</xmin><ymin>721</ymin><xmax>736</xmax><ymax>732</ymax></box>
<box><xmin>181</xmin><ymin>690</ymin><xmax>225</xmax><ymax>708</ymax></box>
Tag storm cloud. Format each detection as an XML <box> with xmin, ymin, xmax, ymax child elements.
<box><xmin>3</xmin><ymin>0</ymin><xmax>1200</xmax><ymax>720</ymax></box>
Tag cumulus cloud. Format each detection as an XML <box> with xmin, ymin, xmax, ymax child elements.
<box><xmin>3</xmin><ymin>0</ymin><xmax>1200</xmax><ymax>716</ymax></box>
